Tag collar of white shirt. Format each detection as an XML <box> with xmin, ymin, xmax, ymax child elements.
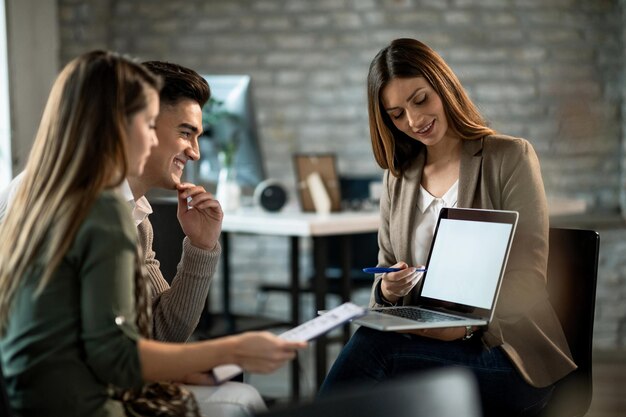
<box><xmin>417</xmin><ymin>179</ymin><xmax>459</xmax><ymax>213</ymax></box>
<box><xmin>119</xmin><ymin>179</ymin><xmax>153</xmax><ymax>226</ymax></box>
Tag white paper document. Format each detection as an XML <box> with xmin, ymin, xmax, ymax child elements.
<box><xmin>211</xmin><ymin>302</ymin><xmax>365</xmax><ymax>384</ymax></box>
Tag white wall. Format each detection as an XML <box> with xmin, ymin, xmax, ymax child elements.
<box><xmin>0</xmin><ymin>0</ymin><xmax>10</xmax><ymax>188</ymax></box>
<box><xmin>5</xmin><ymin>0</ymin><xmax>59</xmax><ymax>176</ymax></box>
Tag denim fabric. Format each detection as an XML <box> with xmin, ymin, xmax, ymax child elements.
<box><xmin>319</xmin><ymin>327</ymin><xmax>554</xmax><ymax>417</ymax></box>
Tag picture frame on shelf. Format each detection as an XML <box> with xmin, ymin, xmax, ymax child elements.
<box><xmin>293</xmin><ymin>153</ymin><xmax>342</xmax><ymax>213</ymax></box>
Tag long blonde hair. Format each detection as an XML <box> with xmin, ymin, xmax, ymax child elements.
<box><xmin>367</xmin><ymin>38</ymin><xmax>496</xmax><ymax>177</ymax></box>
<box><xmin>0</xmin><ymin>50</ymin><xmax>161</xmax><ymax>333</ymax></box>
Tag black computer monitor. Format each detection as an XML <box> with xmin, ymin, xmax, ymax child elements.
<box><xmin>196</xmin><ymin>74</ymin><xmax>266</xmax><ymax>190</ymax></box>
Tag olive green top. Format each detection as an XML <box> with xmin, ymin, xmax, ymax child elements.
<box><xmin>0</xmin><ymin>190</ymin><xmax>143</xmax><ymax>417</ymax></box>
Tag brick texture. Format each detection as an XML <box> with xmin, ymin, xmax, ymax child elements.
<box><xmin>57</xmin><ymin>0</ymin><xmax>626</xmax><ymax>349</ymax></box>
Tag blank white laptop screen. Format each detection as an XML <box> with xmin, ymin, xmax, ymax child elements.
<box><xmin>421</xmin><ymin>218</ymin><xmax>514</xmax><ymax>309</ymax></box>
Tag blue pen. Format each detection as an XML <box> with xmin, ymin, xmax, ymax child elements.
<box><xmin>362</xmin><ymin>267</ymin><xmax>427</xmax><ymax>274</ymax></box>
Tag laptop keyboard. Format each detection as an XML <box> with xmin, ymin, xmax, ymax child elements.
<box><xmin>372</xmin><ymin>307</ymin><xmax>464</xmax><ymax>323</ymax></box>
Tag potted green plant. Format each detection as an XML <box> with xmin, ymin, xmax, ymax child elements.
<box><xmin>202</xmin><ymin>97</ymin><xmax>242</xmax><ymax>211</ymax></box>
<box><xmin>202</xmin><ymin>97</ymin><xmax>240</xmax><ymax>167</ymax></box>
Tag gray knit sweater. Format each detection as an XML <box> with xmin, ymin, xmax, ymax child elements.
<box><xmin>137</xmin><ymin>217</ymin><xmax>220</xmax><ymax>342</ymax></box>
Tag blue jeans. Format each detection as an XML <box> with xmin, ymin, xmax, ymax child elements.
<box><xmin>319</xmin><ymin>327</ymin><xmax>554</xmax><ymax>417</ymax></box>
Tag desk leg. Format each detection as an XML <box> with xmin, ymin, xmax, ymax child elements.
<box><xmin>289</xmin><ymin>236</ymin><xmax>300</xmax><ymax>400</ymax></box>
<box><xmin>340</xmin><ymin>235</ymin><xmax>352</xmax><ymax>344</ymax></box>
<box><xmin>313</xmin><ymin>236</ymin><xmax>329</xmax><ymax>389</ymax></box>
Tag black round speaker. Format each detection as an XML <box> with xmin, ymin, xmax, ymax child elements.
<box><xmin>254</xmin><ymin>179</ymin><xmax>288</xmax><ymax>212</ymax></box>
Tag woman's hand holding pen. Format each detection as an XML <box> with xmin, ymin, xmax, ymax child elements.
<box><xmin>380</xmin><ymin>261</ymin><xmax>425</xmax><ymax>304</ymax></box>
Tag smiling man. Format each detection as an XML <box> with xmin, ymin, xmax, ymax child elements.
<box><xmin>120</xmin><ymin>61</ymin><xmax>270</xmax><ymax>416</ymax></box>
<box><xmin>126</xmin><ymin>61</ymin><xmax>223</xmax><ymax>343</ymax></box>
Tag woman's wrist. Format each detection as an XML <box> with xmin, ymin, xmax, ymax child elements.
<box><xmin>461</xmin><ymin>326</ymin><xmax>478</xmax><ymax>341</ymax></box>
<box><xmin>377</xmin><ymin>281</ymin><xmax>399</xmax><ymax>305</ymax></box>
<box><xmin>382</xmin><ymin>289</ymin><xmax>399</xmax><ymax>304</ymax></box>
<box><xmin>219</xmin><ymin>335</ymin><xmax>241</xmax><ymax>365</ymax></box>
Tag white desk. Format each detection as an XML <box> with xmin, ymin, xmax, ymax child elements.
<box><xmin>222</xmin><ymin>208</ymin><xmax>380</xmax><ymax>236</ymax></box>
<box><xmin>220</xmin><ymin>208</ymin><xmax>380</xmax><ymax>397</ymax></box>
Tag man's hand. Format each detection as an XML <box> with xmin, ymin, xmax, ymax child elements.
<box><xmin>176</xmin><ymin>182</ymin><xmax>223</xmax><ymax>251</ymax></box>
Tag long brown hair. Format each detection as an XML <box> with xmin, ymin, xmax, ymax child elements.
<box><xmin>0</xmin><ymin>50</ymin><xmax>161</xmax><ymax>333</ymax></box>
<box><xmin>367</xmin><ymin>38</ymin><xmax>496</xmax><ymax>177</ymax></box>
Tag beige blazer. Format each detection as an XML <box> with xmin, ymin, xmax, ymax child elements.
<box><xmin>369</xmin><ymin>134</ymin><xmax>576</xmax><ymax>387</ymax></box>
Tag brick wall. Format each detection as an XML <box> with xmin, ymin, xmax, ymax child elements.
<box><xmin>57</xmin><ymin>0</ymin><xmax>626</xmax><ymax>349</ymax></box>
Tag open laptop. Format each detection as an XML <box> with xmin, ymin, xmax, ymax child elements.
<box><xmin>353</xmin><ymin>207</ymin><xmax>518</xmax><ymax>331</ymax></box>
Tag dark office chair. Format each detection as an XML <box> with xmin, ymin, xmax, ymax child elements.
<box><xmin>539</xmin><ymin>227</ymin><xmax>600</xmax><ymax>417</ymax></box>
<box><xmin>256</xmin><ymin>367</ymin><xmax>482</xmax><ymax>417</ymax></box>
<box><xmin>257</xmin><ymin>176</ymin><xmax>380</xmax><ymax>312</ymax></box>
<box><xmin>148</xmin><ymin>197</ymin><xmax>186</xmax><ymax>284</ymax></box>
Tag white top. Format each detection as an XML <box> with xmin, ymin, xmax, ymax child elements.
<box><xmin>414</xmin><ymin>180</ymin><xmax>459</xmax><ymax>265</ymax></box>
<box><xmin>119</xmin><ymin>180</ymin><xmax>152</xmax><ymax>226</ymax></box>
<box><xmin>0</xmin><ymin>171</ymin><xmax>22</xmax><ymax>220</ymax></box>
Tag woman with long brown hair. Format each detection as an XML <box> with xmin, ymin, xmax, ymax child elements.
<box><xmin>0</xmin><ymin>51</ymin><xmax>305</xmax><ymax>417</ymax></box>
<box><xmin>319</xmin><ymin>39</ymin><xmax>575</xmax><ymax>417</ymax></box>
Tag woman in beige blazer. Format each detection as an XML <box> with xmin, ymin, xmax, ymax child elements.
<box><xmin>319</xmin><ymin>39</ymin><xmax>576</xmax><ymax>417</ymax></box>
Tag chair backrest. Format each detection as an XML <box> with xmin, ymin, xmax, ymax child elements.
<box><xmin>257</xmin><ymin>367</ymin><xmax>482</xmax><ymax>417</ymax></box>
<box><xmin>149</xmin><ymin>198</ymin><xmax>186</xmax><ymax>284</ymax></box>
<box><xmin>542</xmin><ymin>227</ymin><xmax>599</xmax><ymax>417</ymax></box>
